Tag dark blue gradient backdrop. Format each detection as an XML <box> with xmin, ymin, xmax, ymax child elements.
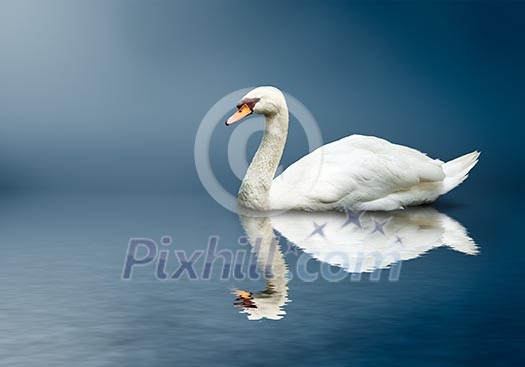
<box><xmin>0</xmin><ymin>0</ymin><xmax>523</xmax><ymax>195</ymax></box>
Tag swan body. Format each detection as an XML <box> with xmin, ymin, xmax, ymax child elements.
<box><xmin>226</xmin><ymin>86</ymin><xmax>479</xmax><ymax>212</ymax></box>
<box><xmin>270</xmin><ymin>135</ymin><xmax>479</xmax><ymax>211</ymax></box>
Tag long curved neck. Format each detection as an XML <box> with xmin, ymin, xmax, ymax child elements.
<box><xmin>238</xmin><ymin>109</ymin><xmax>288</xmax><ymax>210</ymax></box>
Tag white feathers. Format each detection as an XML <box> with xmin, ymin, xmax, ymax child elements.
<box><xmin>234</xmin><ymin>87</ymin><xmax>479</xmax><ymax>211</ymax></box>
<box><xmin>440</xmin><ymin>151</ymin><xmax>481</xmax><ymax>195</ymax></box>
<box><xmin>269</xmin><ymin>135</ymin><xmax>479</xmax><ymax>211</ymax></box>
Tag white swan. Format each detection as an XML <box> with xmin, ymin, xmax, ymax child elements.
<box><xmin>226</xmin><ymin>86</ymin><xmax>480</xmax><ymax>211</ymax></box>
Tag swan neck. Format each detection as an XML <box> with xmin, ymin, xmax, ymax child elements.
<box><xmin>238</xmin><ymin>110</ymin><xmax>288</xmax><ymax>210</ymax></box>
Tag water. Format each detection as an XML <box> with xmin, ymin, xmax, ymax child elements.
<box><xmin>0</xmin><ymin>192</ymin><xmax>523</xmax><ymax>366</ymax></box>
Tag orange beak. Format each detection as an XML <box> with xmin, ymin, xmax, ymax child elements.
<box><xmin>225</xmin><ymin>104</ymin><xmax>253</xmax><ymax>126</ymax></box>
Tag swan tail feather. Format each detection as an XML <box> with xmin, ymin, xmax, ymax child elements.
<box><xmin>440</xmin><ymin>214</ymin><xmax>479</xmax><ymax>255</ymax></box>
<box><xmin>440</xmin><ymin>151</ymin><xmax>480</xmax><ymax>195</ymax></box>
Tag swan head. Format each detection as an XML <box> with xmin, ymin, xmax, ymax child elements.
<box><xmin>233</xmin><ymin>288</ymin><xmax>287</xmax><ymax>321</ymax></box>
<box><xmin>226</xmin><ymin>86</ymin><xmax>287</xmax><ymax>125</ymax></box>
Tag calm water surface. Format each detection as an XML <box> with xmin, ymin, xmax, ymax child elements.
<box><xmin>0</xmin><ymin>193</ymin><xmax>523</xmax><ymax>366</ymax></box>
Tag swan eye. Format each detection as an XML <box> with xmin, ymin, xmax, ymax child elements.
<box><xmin>237</xmin><ymin>97</ymin><xmax>260</xmax><ymax>110</ymax></box>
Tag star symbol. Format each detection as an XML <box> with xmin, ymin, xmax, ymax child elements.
<box><xmin>395</xmin><ymin>235</ymin><xmax>404</xmax><ymax>246</ymax></box>
<box><xmin>341</xmin><ymin>209</ymin><xmax>365</xmax><ymax>229</ymax></box>
<box><xmin>282</xmin><ymin>240</ymin><xmax>300</xmax><ymax>256</ymax></box>
<box><xmin>309</xmin><ymin>222</ymin><xmax>327</xmax><ymax>238</ymax></box>
<box><xmin>371</xmin><ymin>218</ymin><xmax>389</xmax><ymax>235</ymax></box>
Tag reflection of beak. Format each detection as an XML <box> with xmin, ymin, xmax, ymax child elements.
<box><xmin>225</xmin><ymin>104</ymin><xmax>252</xmax><ymax>126</ymax></box>
<box><xmin>234</xmin><ymin>289</ymin><xmax>253</xmax><ymax>299</ymax></box>
<box><xmin>233</xmin><ymin>289</ymin><xmax>257</xmax><ymax>309</ymax></box>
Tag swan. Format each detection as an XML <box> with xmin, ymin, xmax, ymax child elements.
<box><xmin>226</xmin><ymin>86</ymin><xmax>480</xmax><ymax>211</ymax></box>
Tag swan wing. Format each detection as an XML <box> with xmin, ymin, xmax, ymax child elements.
<box><xmin>270</xmin><ymin>135</ymin><xmax>445</xmax><ymax>210</ymax></box>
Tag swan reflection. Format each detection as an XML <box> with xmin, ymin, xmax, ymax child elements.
<box><xmin>235</xmin><ymin>207</ymin><xmax>478</xmax><ymax>320</ymax></box>
<box><xmin>234</xmin><ymin>215</ymin><xmax>289</xmax><ymax>321</ymax></box>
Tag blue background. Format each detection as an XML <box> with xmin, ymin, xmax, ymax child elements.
<box><xmin>1</xmin><ymin>1</ymin><xmax>524</xmax><ymax>367</ymax></box>
<box><xmin>0</xmin><ymin>0</ymin><xmax>523</xmax><ymax>195</ymax></box>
